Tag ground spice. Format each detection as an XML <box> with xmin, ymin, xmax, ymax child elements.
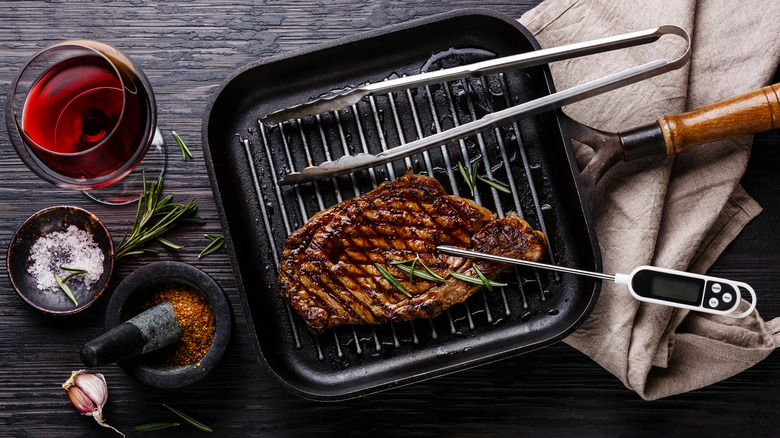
<box><xmin>141</xmin><ymin>283</ymin><xmax>215</xmax><ymax>366</ymax></box>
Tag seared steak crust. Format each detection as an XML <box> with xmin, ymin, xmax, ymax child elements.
<box><xmin>278</xmin><ymin>173</ymin><xmax>547</xmax><ymax>335</ymax></box>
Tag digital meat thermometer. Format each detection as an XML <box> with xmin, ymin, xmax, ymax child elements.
<box><xmin>437</xmin><ymin>246</ymin><xmax>756</xmax><ymax>318</ymax></box>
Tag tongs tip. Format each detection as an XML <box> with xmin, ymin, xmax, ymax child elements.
<box><xmin>277</xmin><ymin>171</ymin><xmax>307</xmax><ymax>186</ymax></box>
<box><xmin>261</xmin><ymin>88</ymin><xmax>368</xmax><ymax>125</ymax></box>
<box><xmin>259</xmin><ymin>108</ymin><xmax>295</xmax><ymax>126</ymax></box>
<box><xmin>277</xmin><ymin>152</ymin><xmax>387</xmax><ymax>186</ymax></box>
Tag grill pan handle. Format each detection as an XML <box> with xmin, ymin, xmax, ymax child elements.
<box><xmin>572</xmin><ymin>83</ymin><xmax>780</xmax><ymax>191</ymax></box>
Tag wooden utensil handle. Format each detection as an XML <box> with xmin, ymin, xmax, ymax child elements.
<box><xmin>658</xmin><ymin>83</ymin><xmax>780</xmax><ymax>155</ymax></box>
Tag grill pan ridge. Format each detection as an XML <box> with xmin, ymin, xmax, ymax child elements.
<box><xmin>203</xmin><ymin>9</ymin><xmax>601</xmax><ymax>400</ymax></box>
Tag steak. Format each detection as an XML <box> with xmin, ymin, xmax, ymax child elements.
<box><xmin>278</xmin><ymin>173</ymin><xmax>547</xmax><ymax>335</ymax></box>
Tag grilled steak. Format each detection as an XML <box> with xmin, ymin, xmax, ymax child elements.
<box><xmin>278</xmin><ymin>173</ymin><xmax>547</xmax><ymax>335</ymax></box>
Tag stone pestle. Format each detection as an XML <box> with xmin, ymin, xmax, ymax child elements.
<box><xmin>80</xmin><ymin>302</ymin><xmax>182</xmax><ymax>367</ymax></box>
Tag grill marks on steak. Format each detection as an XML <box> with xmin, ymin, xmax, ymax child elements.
<box><xmin>278</xmin><ymin>173</ymin><xmax>547</xmax><ymax>335</ymax></box>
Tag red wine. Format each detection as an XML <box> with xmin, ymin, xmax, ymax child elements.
<box><xmin>21</xmin><ymin>54</ymin><xmax>153</xmax><ymax>185</ymax></box>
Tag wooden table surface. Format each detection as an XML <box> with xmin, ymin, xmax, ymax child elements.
<box><xmin>1</xmin><ymin>1</ymin><xmax>777</xmax><ymax>436</ymax></box>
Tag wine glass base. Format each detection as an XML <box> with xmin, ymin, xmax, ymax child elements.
<box><xmin>82</xmin><ymin>128</ymin><xmax>167</xmax><ymax>205</ymax></box>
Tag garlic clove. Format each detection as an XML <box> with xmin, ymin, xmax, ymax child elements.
<box><xmin>74</xmin><ymin>372</ymin><xmax>107</xmax><ymax>408</ymax></box>
<box><xmin>66</xmin><ymin>385</ymin><xmax>97</xmax><ymax>415</ymax></box>
<box><xmin>63</xmin><ymin>370</ymin><xmax>124</xmax><ymax>437</ymax></box>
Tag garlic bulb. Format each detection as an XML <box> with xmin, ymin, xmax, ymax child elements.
<box><xmin>63</xmin><ymin>370</ymin><xmax>124</xmax><ymax>437</ymax></box>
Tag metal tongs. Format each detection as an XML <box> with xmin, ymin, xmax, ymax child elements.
<box><xmin>266</xmin><ymin>25</ymin><xmax>691</xmax><ymax>186</ymax></box>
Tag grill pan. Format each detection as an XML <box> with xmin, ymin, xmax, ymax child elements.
<box><xmin>202</xmin><ymin>9</ymin><xmax>672</xmax><ymax>400</ymax></box>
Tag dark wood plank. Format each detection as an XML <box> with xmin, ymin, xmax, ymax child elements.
<box><xmin>0</xmin><ymin>1</ymin><xmax>776</xmax><ymax>436</ymax></box>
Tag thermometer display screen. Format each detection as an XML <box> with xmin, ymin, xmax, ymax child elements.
<box><xmin>650</xmin><ymin>273</ymin><xmax>702</xmax><ymax>304</ymax></box>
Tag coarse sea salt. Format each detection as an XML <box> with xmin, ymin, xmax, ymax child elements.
<box><xmin>27</xmin><ymin>225</ymin><xmax>105</xmax><ymax>292</ymax></box>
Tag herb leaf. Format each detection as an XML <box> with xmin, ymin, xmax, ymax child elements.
<box><xmin>389</xmin><ymin>258</ymin><xmax>418</xmax><ymax>265</ymax></box>
<box><xmin>134</xmin><ymin>422</ymin><xmax>181</xmax><ymax>432</ymax></box>
<box><xmin>156</xmin><ymin>237</ymin><xmax>184</xmax><ymax>250</ymax></box>
<box><xmin>59</xmin><ymin>266</ymin><xmax>88</xmax><ymax>273</ymax></box>
<box><xmin>473</xmin><ymin>264</ymin><xmax>493</xmax><ymax>291</ymax></box>
<box><xmin>477</xmin><ymin>175</ymin><xmax>511</xmax><ymax>194</ymax></box>
<box><xmin>199</xmin><ymin>234</ymin><xmax>225</xmax><ymax>258</ymax></box>
<box><xmin>375</xmin><ymin>263</ymin><xmax>410</xmax><ymax>297</ymax></box>
<box><xmin>393</xmin><ymin>263</ymin><xmax>446</xmax><ymax>283</ymax></box>
<box><xmin>120</xmin><ymin>249</ymin><xmax>159</xmax><ymax>257</ymax></box>
<box><xmin>419</xmin><ymin>258</ymin><xmax>446</xmax><ymax>282</ymax></box>
<box><xmin>162</xmin><ymin>404</ymin><xmax>213</xmax><ymax>433</ymax></box>
<box><xmin>54</xmin><ymin>273</ymin><xmax>78</xmax><ymax>306</ymax></box>
<box><xmin>450</xmin><ymin>271</ymin><xmax>507</xmax><ymax>288</ymax></box>
<box><xmin>59</xmin><ymin>266</ymin><xmax>88</xmax><ymax>282</ymax></box>
<box><xmin>114</xmin><ymin>173</ymin><xmax>199</xmax><ymax>259</ymax></box>
<box><xmin>390</xmin><ymin>257</ymin><xmax>447</xmax><ymax>284</ymax></box>
<box><xmin>172</xmin><ymin>131</ymin><xmax>193</xmax><ymax>161</ymax></box>
<box><xmin>458</xmin><ymin>161</ymin><xmax>475</xmax><ymax>195</ymax></box>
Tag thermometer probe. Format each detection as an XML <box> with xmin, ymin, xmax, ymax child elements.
<box><xmin>437</xmin><ymin>246</ymin><xmax>756</xmax><ymax>318</ymax></box>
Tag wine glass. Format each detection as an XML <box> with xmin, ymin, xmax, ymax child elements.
<box><xmin>5</xmin><ymin>40</ymin><xmax>165</xmax><ymax>204</ymax></box>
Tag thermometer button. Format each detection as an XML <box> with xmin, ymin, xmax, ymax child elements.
<box><xmin>722</xmin><ymin>292</ymin><xmax>733</xmax><ymax>304</ymax></box>
<box><xmin>711</xmin><ymin>283</ymin><xmax>722</xmax><ymax>293</ymax></box>
<box><xmin>708</xmin><ymin>297</ymin><xmax>720</xmax><ymax>308</ymax></box>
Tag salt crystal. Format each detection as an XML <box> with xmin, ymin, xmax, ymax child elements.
<box><xmin>27</xmin><ymin>225</ymin><xmax>105</xmax><ymax>292</ymax></box>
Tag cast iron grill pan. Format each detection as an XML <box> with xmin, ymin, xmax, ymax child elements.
<box><xmin>203</xmin><ymin>10</ymin><xmax>600</xmax><ymax>400</ymax></box>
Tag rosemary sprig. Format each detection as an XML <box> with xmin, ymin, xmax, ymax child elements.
<box><xmin>114</xmin><ymin>173</ymin><xmax>202</xmax><ymax>259</ymax></box>
<box><xmin>450</xmin><ymin>271</ymin><xmax>507</xmax><ymax>288</ymax></box>
<box><xmin>199</xmin><ymin>234</ymin><xmax>225</xmax><ymax>259</ymax></box>
<box><xmin>457</xmin><ymin>161</ymin><xmax>513</xmax><ymax>195</ymax></box>
<box><xmin>134</xmin><ymin>422</ymin><xmax>181</xmax><ymax>432</ymax></box>
<box><xmin>388</xmin><ymin>254</ymin><xmax>506</xmax><ymax>292</ymax></box>
<box><xmin>375</xmin><ymin>263</ymin><xmax>410</xmax><ymax>297</ymax></box>
<box><xmin>162</xmin><ymin>404</ymin><xmax>213</xmax><ymax>433</ymax></box>
<box><xmin>172</xmin><ymin>131</ymin><xmax>193</xmax><ymax>161</ymax></box>
<box><xmin>54</xmin><ymin>273</ymin><xmax>78</xmax><ymax>306</ymax></box>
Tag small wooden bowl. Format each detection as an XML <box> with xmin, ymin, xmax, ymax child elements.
<box><xmin>105</xmin><ymin>261</ymin><xmax>233</xmax><ymax>389</ymax></box>
<box><xmin>7</xmin><ymin>206</ymin><xmax>114</xmax><ymax>315</ymax></box>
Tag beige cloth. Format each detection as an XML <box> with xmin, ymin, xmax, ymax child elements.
<box><xmin>519</xmin><ymin>0</ymin><xmax>780</xmax><ymax>400</ymax></box>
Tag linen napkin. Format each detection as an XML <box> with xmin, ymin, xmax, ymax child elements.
<box><xmin>518</xmin><ymin>0</ymin><xmax>780</xmax><ymax>400</ymax></box>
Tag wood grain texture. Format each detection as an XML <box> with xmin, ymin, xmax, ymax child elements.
<box><xmin>0</xmin><ymin>1</ymin><xmax>777</xmax><ymax>437</ymax></box>
<box><xmin>659</xmin><ymin>83</ymin><xmax>780</xmax><ymax>155</ymax></box>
